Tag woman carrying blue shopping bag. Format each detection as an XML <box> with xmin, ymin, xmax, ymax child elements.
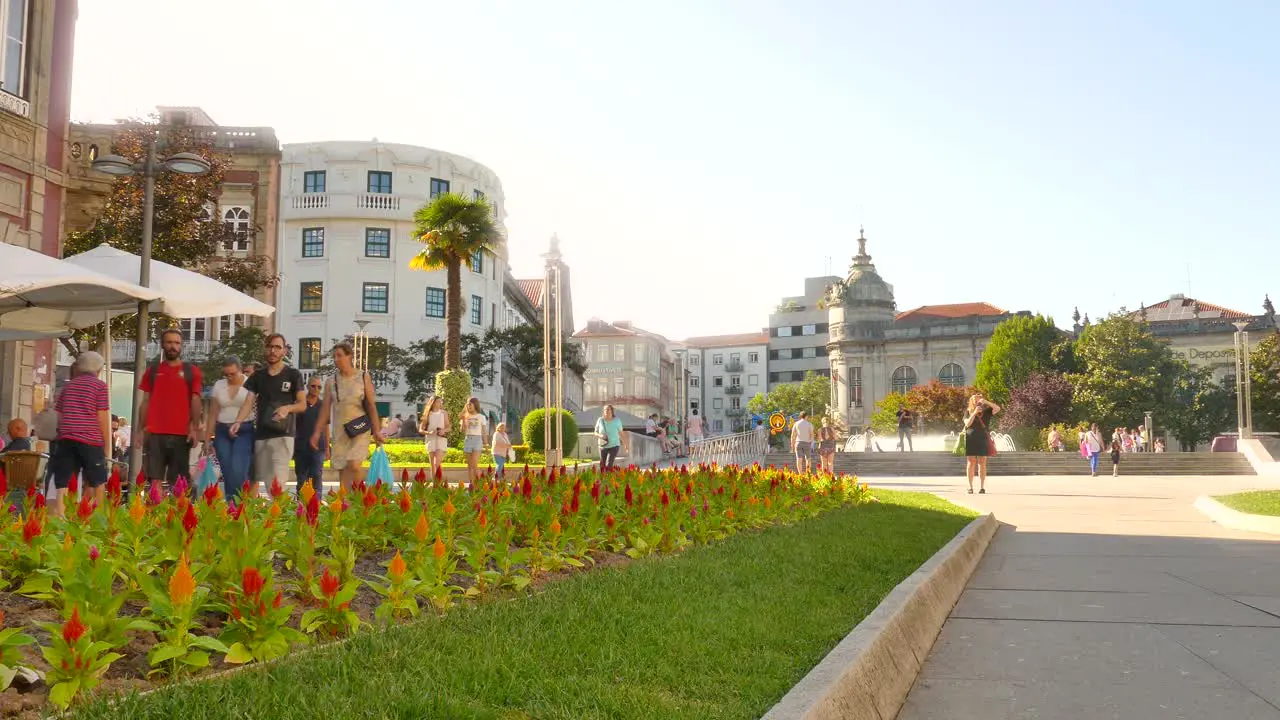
<box><xmin>367</xmin><ymin>445</ymin><xmax>393</xmax><ymax>488</ymax></box>
<box><xmin>310</xmin><ymin>341</ymin><xmax>384</xmax><ymax>493</ymax></box>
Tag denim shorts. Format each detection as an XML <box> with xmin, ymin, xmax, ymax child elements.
<box><xmin>463</xmin><ymin>435</ymin><xmax>483</xmax><ymax>454</ymax></box>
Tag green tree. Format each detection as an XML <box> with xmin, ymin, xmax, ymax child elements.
<box><xmin>392</xmin><ymin>334</ymin><xmax>497</xmax><ymax>406</ymax></box>
<box><xmin>1070</xmin><ymin>314</ymin><xmax>1179</xmax><ymax>430</ymax></box>
<box><xmin>199</xmin><ymin>327</ymin><xmax>272</xmax><ymax>389</ymax></box>
<box><xmin>1164</xmin><ymin>364</ymin><xmax>1233</xmax><ymax>451</ymax></box>
<box><xmin>869</xmin><ymin>392</ymin><xmax>908</xmax><ymax>434</ymax></box>
<box><xmin>64</xmin><ymin>118</ymin><xmax>278</xmax><ymax>349</ymax></box>
<box><xmin>1249</xmin><ymin>332</ymin><xmax>1280</xmax><ymax>432</ymax></box>
<box><xmin>975</xmin><ymin>314</ymin><xmax>1066</xmax><ymax>405</ymax></box>
<box><xmin>409</xmin><ymin>192</ymin><xmax>502</xmax><ymax>441</ymax></box>
<box><xmin>746</xmin><ymin>372</ymin><xmax>830</xmax><ymax>418</ymax></box>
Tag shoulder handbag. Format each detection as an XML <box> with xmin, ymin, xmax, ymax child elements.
<box><xmin>335</xmin><ymin>372</ymin><xmax>373</xmax><ymax>438</ymax></box>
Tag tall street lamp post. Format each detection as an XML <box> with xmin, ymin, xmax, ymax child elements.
<box><xmin>91</xmin><ymin>133</ymin><xmax>212</xmax><ymax>476</ymax></box>
<box><xmin>1232</xmin><ymin>321</ymin><xmax>1254</xmax><ymax>440</ymax></box>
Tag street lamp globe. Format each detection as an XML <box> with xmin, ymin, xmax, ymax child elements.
<box><xmin>90</xmin><ymin>154</ymin><xmax>137</xmax><ymax>176</ymax></box>
<box><xmin>163</xmin><ymin>152</ymin><xmax>211</xmax><ymax>175</ymax></box>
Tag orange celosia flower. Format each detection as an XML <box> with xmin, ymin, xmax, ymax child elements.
<box><xmin>414</xmin><ymin>512</ymin><xmax>429</xmax><ymax>542</ymax></box>
<box><xmin>241</xmin><ymin>567</ymin><xmax>265</xmax><ymax>598</ymax></box>
<box><xmin>62</xmin><ymin>534</ymin><xmax>73</xmax><ymax>552</ymax></box>
<box><xmin>533</xmin><ymin>494</ymin><xmax>544</xmax><ymax>506</ymax></box>
<box><xmin>299</xmin><ymin>480</ymin><xmax>316</xmax><ymax>507</ymax></box>
<box><xmin>388</xmin><ymin>551</ymin><xmax>407</xmax><ymax>581</ymax></box>
<box><xmin>169</xmin><ymin>555</ymin><xmax>196</xmax><ymax>607</ymax></box>
<box><xmin>550</xmin><ymin>517</ymin><xmax>561</xmax><ymax>536</ymax></box>
<box><xmin>477</xmin><ymin>509</ymin><xmax>488</xmax><ymax>528</ymax></box>
<box><xmin>442</xmin><ymin>498</ymin><xmax>455</xmax><ymax>516</ymax></box>
<box><xmin>318</xmin><ymin>567</ymin><xmax>340</xmax><ymax>599</ymax></box>
<box><xmin>763</xmin><ymin>497</ymin><xmax>772</xmax><ymax>509</ymax></box>
<box><xmin>725</xmin><ymin>509</ymin><xmax>735</xmax><ymax>520</ymax></box>
<box><xmin>128</xmin><ymin>497</ymin><xmax>146</xmax><ymax>524</ymax></box>
<box><xmin>398</xmin><ymin>491</ymin><xmax>412</xmax><ymax>513</ymax></box>
<box><xmin>269</xmin><ymin>502</ymin><xmax>282</xmax><ymax>519</ymax></box>
<box><xmin>62</xmin><ymin>607</ymin><xmax>87</xmax><ymax>644</ymax></box>
<box><xmin>432</xmin><ymin>535</ymin><xmax>447</xmax><ymax>560</ymax></box>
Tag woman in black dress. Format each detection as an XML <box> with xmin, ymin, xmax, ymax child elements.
<box><xmin>964</xmin><ymin>392</ymin><xmax>1001</xmax><ymax>494</ymax></box>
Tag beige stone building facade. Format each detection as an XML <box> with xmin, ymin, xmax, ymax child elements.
<box><xmin>0</xmin><ymin>0</ymin><xmax>78</xmax><ymax>426</ymax></box>
<box><xmin>64</xmin><ymin>106</ymin><xmax>281</xmax><ymax>363</ymax></box>
<box><xmin>576</xmin><ymin>319</ymin><xmax>677</xmax><ymax>420</ymax></box>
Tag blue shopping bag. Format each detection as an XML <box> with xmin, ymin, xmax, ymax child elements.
<box><xmin>194</xmin><ymin>454</ymin><xmax>220</xmax><ymax>494</ymax></box>
<box><xmin>366</xmin><ymin>445</ymin><xmax>393</xmax><ymax>488</ymax></box>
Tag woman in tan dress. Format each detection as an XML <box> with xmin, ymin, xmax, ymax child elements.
<box><xmin>311</xmin><ymin>342</ymin><xmax>384</xmax><ymax>492</ymax></box>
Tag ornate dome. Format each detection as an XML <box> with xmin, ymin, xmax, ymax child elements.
<box><xmin>828</xmin><ymin>228</ymin><xmax>896</xmax><ymax>310</ymax></box>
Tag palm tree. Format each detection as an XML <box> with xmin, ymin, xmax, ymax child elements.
<box><xmin>409</xmin><ymin>192</ymin><xmax>501</xmax><ymax>369</ymax></box>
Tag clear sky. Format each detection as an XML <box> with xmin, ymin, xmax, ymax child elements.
<box><xmin>71</xmin><ymin>0</ymin><xmax>1279</xmax><ymax>340</ymax></box>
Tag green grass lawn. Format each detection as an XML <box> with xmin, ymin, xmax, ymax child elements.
<box><xmin>76</xmin><ymin>490</ymin><xmax>976</xmax><ymax>720</ymax></box>
<box><xmin>1214</xmin><ymin>490</ymin><xmax>1280</xmax><ymax>517</ymax></box>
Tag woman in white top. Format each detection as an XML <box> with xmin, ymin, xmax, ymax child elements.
<box><xmin>206</xmin><ymin>355</ymin><xmax>254</xmax><ymax>500</ymax></box>
<box><xmin>461</xmin><ymin>396</ymin><xmax>489</xmax><ymax>483</ymax></box>
<box><xmin>417</xmin><ymin>395</ymin><xmax>449</xmax><ymax>481</ymax></box>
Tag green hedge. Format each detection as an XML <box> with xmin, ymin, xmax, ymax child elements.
<box><xmin>373</xmin><ymin>442</ymin><xmax>534</xmax><ymax>465</ymax></box>
<box><xmin>521</xmin><ymin>408</ymin><xmax>578</xmax><ymax>456</ymax></box>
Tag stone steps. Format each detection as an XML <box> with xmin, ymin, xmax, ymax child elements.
<box><xmin>762</xmin><ymin>451</ymin><xmax>1257</xmax><ymax>476</ymax></box>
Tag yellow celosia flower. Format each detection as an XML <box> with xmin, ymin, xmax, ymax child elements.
<box><xmin>168</xmin><ymin>555</ymin><xmax>196</xmax><ymax>606</ymax></box>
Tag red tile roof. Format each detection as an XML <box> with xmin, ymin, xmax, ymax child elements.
<box><xmin>681</xmin><ymin>332</ymin><xmax>771</xmax><ymax>348</ymax></box>
<box><xmin>573</xmin><ymin>319</ymin><xmax>639</xmax><ymax>338</ymax></box>
<box><xmin>895</xmin><ymin>302</ymin><xmax>1007</xmax><ymax>322</ymax></box>
<box><xmin>1133</xmin><ymin>296</ymin><xmax>1249</xmax><ymax>321</ymax></box>
<box><xmin>515</xmin><ymin>279</ymin><xmax>544</xmax><ymax>309</ymax></box>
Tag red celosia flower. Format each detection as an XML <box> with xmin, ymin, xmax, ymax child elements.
<box><xmin>88</xmin><ymin>545</ymin><xmax>100</xmax><ymax>562</ymax></box>
<box><xmin>202</xmin><ymin>483</ymin><xmax>220</xmax><ymax>507</ymax></box>
<box><xmin>362</xmin><ymin>487</ymin><xmax>377</xmax><ymax>509</ymax></box>
<box><xmin>227</xmin><ymin>501</ymin><xmax>243</xmax><ymax>520</ymax></box>
<box><xmin>241</xmin><ymin>567</ymin><xmax>265</xmax><ymax>599</ymax></box>
<box><xmin>0</xmin><ymin>468</ymin><xmax>6</xmax><ymax>497</ymax></box>
<box><xmin>148</xmin><ymin>480</ymin><xmax>163</xmax><ymax>505</ymax></box>
<box><xmin>570</xmin><ymin>493</ymin><xmax>580</xmax><ymax>514</ymax></box>
<box><xmin>414</xmin><ymin>468</ymin><xmax>427</xmax><ymax>484</ymax></box>
<box><xmin>660</xmin><ymin>489</ymin><xmax>670</xmax><ymax>507</ymax></box>
<box><xmin>305</xmin><ymin>495</ymin><xmax>320</xmax><ymax>526</ymax></box>
<box><xmin>62</xmin><ymin>607</ymin><xmax>87</xmax><ymax>644</ymax></box>
<box><xmin>241</xmin><ymin>480</ymin><xmax>252</xmax><ymax>498</ymax></box>
<box><xmin>591</xmin><ymin>481</ymin><xmax>601</xmax><ymax>503</ymax></box>
<box><xmin>625</xmin><ymin>484</ymin><xmax>634</xmax><ymax>506</ymax></box>
<box><xmin>135</xmin><ymin>470</ymin><xmax>146</xmax><ymax>488</ymax></box>
<box><xmin>182</xmin><ymin>503</ymin><xmax>198</xmax><ymax>535</ymax></box>
<box><xmin>434</xmin><ymin>466</ymin><xmax>443</xmax><ymax>482</ymax></box>
<box><xmin>68</xmin><ymin>472</ymin><xmax>80</xmax><ymax>496</ymax></box>
<box><xmin>106</xmin><ymin>469</ymin><xmax>122</xmax><ymax>503</ymax></box>
<box><xmin>604</xmin><ymin>513</ymin><xmax>616</xmax><ymax>530</ymax></box>
<box><xmin>400</xmin><ymin>468</ymin><xmax>410</xmax><ymax>485</ymax></box>
<box><xmin>270</xmin><ymin>476</ymin><xmax>285</xmax><ymax>499</ymax></box>
<box><xmin>522</xmin><ymin>476</ymin><xmax>533</xmax><ymax>499</ymax></box>
<box><xmin>22</xmin><ymin>513</ymin><xmax>41</xmax><ymax>543</ymax></box>
<box><xmin>272</xmin><ymin>591</ymin><xmax>283</xmax><ymax>608</ymax></box>
<box><xmin>318</xmin><ymin>568</ymin><xmax>340</xmax><ymax>599</ymax></box>
<box><xmin>76</xmin><ymin>493</ymin><xmax>95</xmax><ymax>521</ymax></box>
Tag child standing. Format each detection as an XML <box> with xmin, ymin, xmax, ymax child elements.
<box><xmin>1110</xmin><ymin>440</ymin><xmax>1122</xmax><ymax>477</ymax></box>
<box><xmin>492</xmin><ymin>422</ymin><xmax>512</xmax><ymax>479</ymax></box>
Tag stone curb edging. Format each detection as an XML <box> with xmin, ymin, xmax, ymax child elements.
<box><xmin>1194</xmin><ymin>495</ymin><xmax>1280</xmax><ymax>536</ymax></box>
<box><xmin>761</xmin><ymin>512</ymin><xmax>999</xmax><ymax>720</ymax></box>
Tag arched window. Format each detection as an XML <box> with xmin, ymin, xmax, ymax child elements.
<box><xmin>223</xmin><ymin>207</ymin><xmax>251</xmax><ymax>251</ymax></box>
<box><xmin>891</xmin><ymin>366</ymin><xmax>918</xmax><ymax>394</ymax></box>
<box><xmin>938</xmin><ymin>363</ymin><xmax>965</xmax><ymax>387</ymax></box>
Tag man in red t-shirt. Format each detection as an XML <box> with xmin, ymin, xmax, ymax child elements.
<box><xmin>135</xmin><ymin>328</ymin><xmax>204</xmax><ymax>486</ymax></box>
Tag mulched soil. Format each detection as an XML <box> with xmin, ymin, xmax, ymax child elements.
<box><xmin>0</xmin><ymin>545</ymin><xmax>633</xmax><ymax>718</ymax></box>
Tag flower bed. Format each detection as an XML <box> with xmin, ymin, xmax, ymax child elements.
<box><xmin>0</xmin><ymin>463</ymin><xmax>870</xmax><ymax>715</ymax></box>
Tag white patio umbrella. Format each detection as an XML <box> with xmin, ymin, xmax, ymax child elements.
<box><xmin>0</xmin><ymin>242</ymin><xmax>162</xmax><ymax>340</ymax></box>
<box><xmin>63</xmin><ymin>244</ymin><xmax>275</xmax><ymax>319</ymax></box>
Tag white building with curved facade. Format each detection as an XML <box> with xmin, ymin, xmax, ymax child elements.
<box><xmin>275</xmin><ymin>141</ymin><xmax>508</xmax><ymax>420</ymax></box>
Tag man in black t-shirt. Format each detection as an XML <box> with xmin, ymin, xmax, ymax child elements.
<box><xmin>230</xmin><ymin>333</ymin><xmax>306</xmax><ymax>491</ymax></box>
<box><xmin>896</xmin><ymin>407</ymin><xmax>914</xmax><ymax>452</ymax></box>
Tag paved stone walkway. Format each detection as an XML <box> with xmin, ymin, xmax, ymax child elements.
<box><xmin>872</xmin><ymin>473</ymin><xmax>1280</xmax><ymax>720</ymax></box>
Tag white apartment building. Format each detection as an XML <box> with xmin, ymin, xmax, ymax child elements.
<box><xmin>680</xmin><ymin>333</ymin><xmax>769</xmax><ymax>435</ymax></box>
<box><xmin>768</xmin><ymin>275</ymin><xmax>840</xmax><ymax>390</ymax></box>
<box><xmin>275</xmin><ymin>141</ymin><xmax>508</xmax><ymax>420</ymax></box>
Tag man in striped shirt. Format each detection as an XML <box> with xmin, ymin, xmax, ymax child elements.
<box><xmin>50</xmin><ymin>351</ymin><xmax>112</xmax><ymax>516</ymax></box>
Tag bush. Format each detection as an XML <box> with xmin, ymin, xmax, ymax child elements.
<box><xmin>1007</xmin><ymin>426</ymin><xmax>1042</xmax><ymax>452</ymax></box>
<box><xmin>521</xmin><ymin>408</ymin><xmax>578</xmax><ymax>456</ymax></box>
<box><xmin>435</xmin><ymin>369</ymin><xmax>472</xmax><ymax>448</ymax></box>
<box><xmin>373</xmin><ymin>442</ymin><xmax>538</xmax><ymax>466</ymax></box>
<box><xmin>1039</xmin><ymin>422</ymin><xmax>1085</xmax><ymax>453</ymax></box>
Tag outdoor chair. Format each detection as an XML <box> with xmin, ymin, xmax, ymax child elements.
<box><xmin>1</xmin><ymin>450</ymin><xmax>47</xmax><ymax>499</ymax></box>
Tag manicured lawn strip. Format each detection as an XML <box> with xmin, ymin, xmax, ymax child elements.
<box><xmin>1214</xmin><ymin>490</ymin><xmax>1280</xmax><ymax>517</ymax></box>
<box><xmin>76</xmin><ymin>490</ymin><xmax>976</xmax><ymax>720</ymax></box>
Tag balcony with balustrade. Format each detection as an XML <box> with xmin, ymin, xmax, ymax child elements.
<box><xmin>283</xmin><ymin>192</ymin><xmax>416</xmax><ymax>220</ymax></box>
<box><xmin>725</xmin><ymin>407</ymin><xmax>746</xmax><ymax>418</ymax></box>
<box><xmin>725</xmin><ymin>360</ymin><xmax>744</xmax><ymax>372</ymax></box>
<box><xmin>724</xmin><ymin>385</ymin><xmax>744</xmax><ymax>396</ymax></box>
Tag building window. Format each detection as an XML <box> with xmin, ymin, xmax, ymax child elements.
<box><xmin>302</xmin><ymin>227</ymin><xmax>324</xmax><ymax>258</ymax></box>
<box><xmin>730</xmin><ymin>397</ymin><xmax>741</xmax><ymax>409</ymax></box>
<box><xmin>470</xmin><ymin>249</ymin><xmax>483</xmax><ymax>273</ymax></box>
<box><xmin>689</xmin><ymin>376</ymin><xmax>700</xmax><ymax>387</ymax></box>
<box><xmin>849</xmin><ymin>366</ymin><xmax>863</xmax><ymax>407</ymax></box>
<box><xmin>613</xmin><ymin>344</ymin><xmax>625</xmax><ymax>362</ymax></box>
<box><xmin>769</xmin><ymin>372</ymin><xmax>779</xmax><ymax>383</ymax></box>
<box><xmin>303</xmin><ymin>170</ymin><xmax>326</xmax><ymax>193</ymax></box>
<box><xmin>891</xmin><ymin>366</ymin><xmax>918</xmax><ymax>394</ymax></box>
<box><xmin>425</xmin><ymin>287</ymin><xmax>445</xmax><ymax>318</ymax></box>
<box><xmin>712</xmin><ymin>354</ymin><xmax>723</xmax><ymax>365</ymax></box>
<box><xmin>367</xmin><ymin>171</ymin><xmax>392</xmax><ymax>194</ymax></box>
<box><xmin>300</xmin><ymin>282</ymin><xmax>323</xmax><ymax>313</ymax></box>
<box><xmin>713</xmin><ymin>398</ymin><xmax>723</xmax><ymax>410</ymax></box>
<box><xmin>595</xmin><ymin>343</ymin><xmax>608</xmax><ymax>362</ymax></box>
<box><xmin>730</xmin><ymin>376</ymin><xmax>741</xmax><ymax>387</ymax></box>
<box><xmin>690</xmin><ymin>354</ymin><xmax>700</xmax><ymax>364</ymax></box>
<box><xmin>1</xmin><ymin>0</ymin><xmax>26</xmax><ymax>97</ymax></box>
<box><xmin>713</xmin><ymin>376</ymin><xmax>723</xmax><ymax>387</ymax></box>
<box><xmin>748</xmin><ymin>352</ymin><xmax>759</xmax><ymax>363</ymax></box>
<box><xmin>634</xmin><ymin>343</ymin><xmax>645</xmax><ymax>362</ymax></box>
<box><xmin>613</xmin><ymin>377</ymin><xmax>624</xmax><ymax>397</ymax></box>
<box><xmin>776</xmin><ymin>326</ymin><xmax>793</xmax><ymax>337</ymax></box>
<box><xmin>713</xmin><ymin>420</ymin><xmax>724</xmax><ymax>432</ymax></box>
<box><xmin>430</xmin><ymin>177</ymin><xmax>450</xmax><ymax>198</ymax></box>
<box><xmin>597</xmin><ymin>380</ymin><xmax>609</xmax><ymax>400</ymax></box>
<box><xmin>730</xmin><ymin>352</ymin><xmax>740</xmax><ymax>364</ymax></box>
<box><xmin>584</xmin><ymin>383</ymin><xmax>593</xmax><ymax>401</ymax></box>
<box><xmin>222</xmin><ymin>207</ymin><xmax>250</xmax><ymax>251</ymax></box>
<box><xmin>938</xmin><ymin>363</ymin><xmax>965</xmax><ymax>387</ymax></box>
<box><xmin>473</xmin><ymin>189</ymin><xmax>485</xmax><ymax>201</ymax></box>
<box><xmin>299</xmin><ymin>337</ymin><xmax>321</xmax><ymax>370</ymax></box>
<box><xmin>365</xmin><ymin>228</ymin><xmax>391</xmax><ymax>258</ymax></box>
<box><xmin>801</xmin><ymin>347</ymin><xmax>817</xmax><ymax>359</ymax></box>
<box><xmin>802</xmin><ymin>324</ymin><xmax>817</xmax><ymax>335</ymax></box>
<box><xmin>179</xmin><ymin>318</ymin><xmax>207</xmax><ymax>342</ymax></box>
<box><xmin>362</xmin><ymin>283</ymin><xmax>389</xmax><ymax>313</ymax></box>
<box><xmin>633</xmin><ymin>377</ymin><xmax>645</xmax><ymax>397</ymax></box>
<box><xmin>470</xmin><ymin>294</ymin><xmax>482</xmax><ymax>325</ymax></box>
<box><xmin>749</xmin><ymin>374</ymin><xmax>759</xmax><ymax>386</ymax></box>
